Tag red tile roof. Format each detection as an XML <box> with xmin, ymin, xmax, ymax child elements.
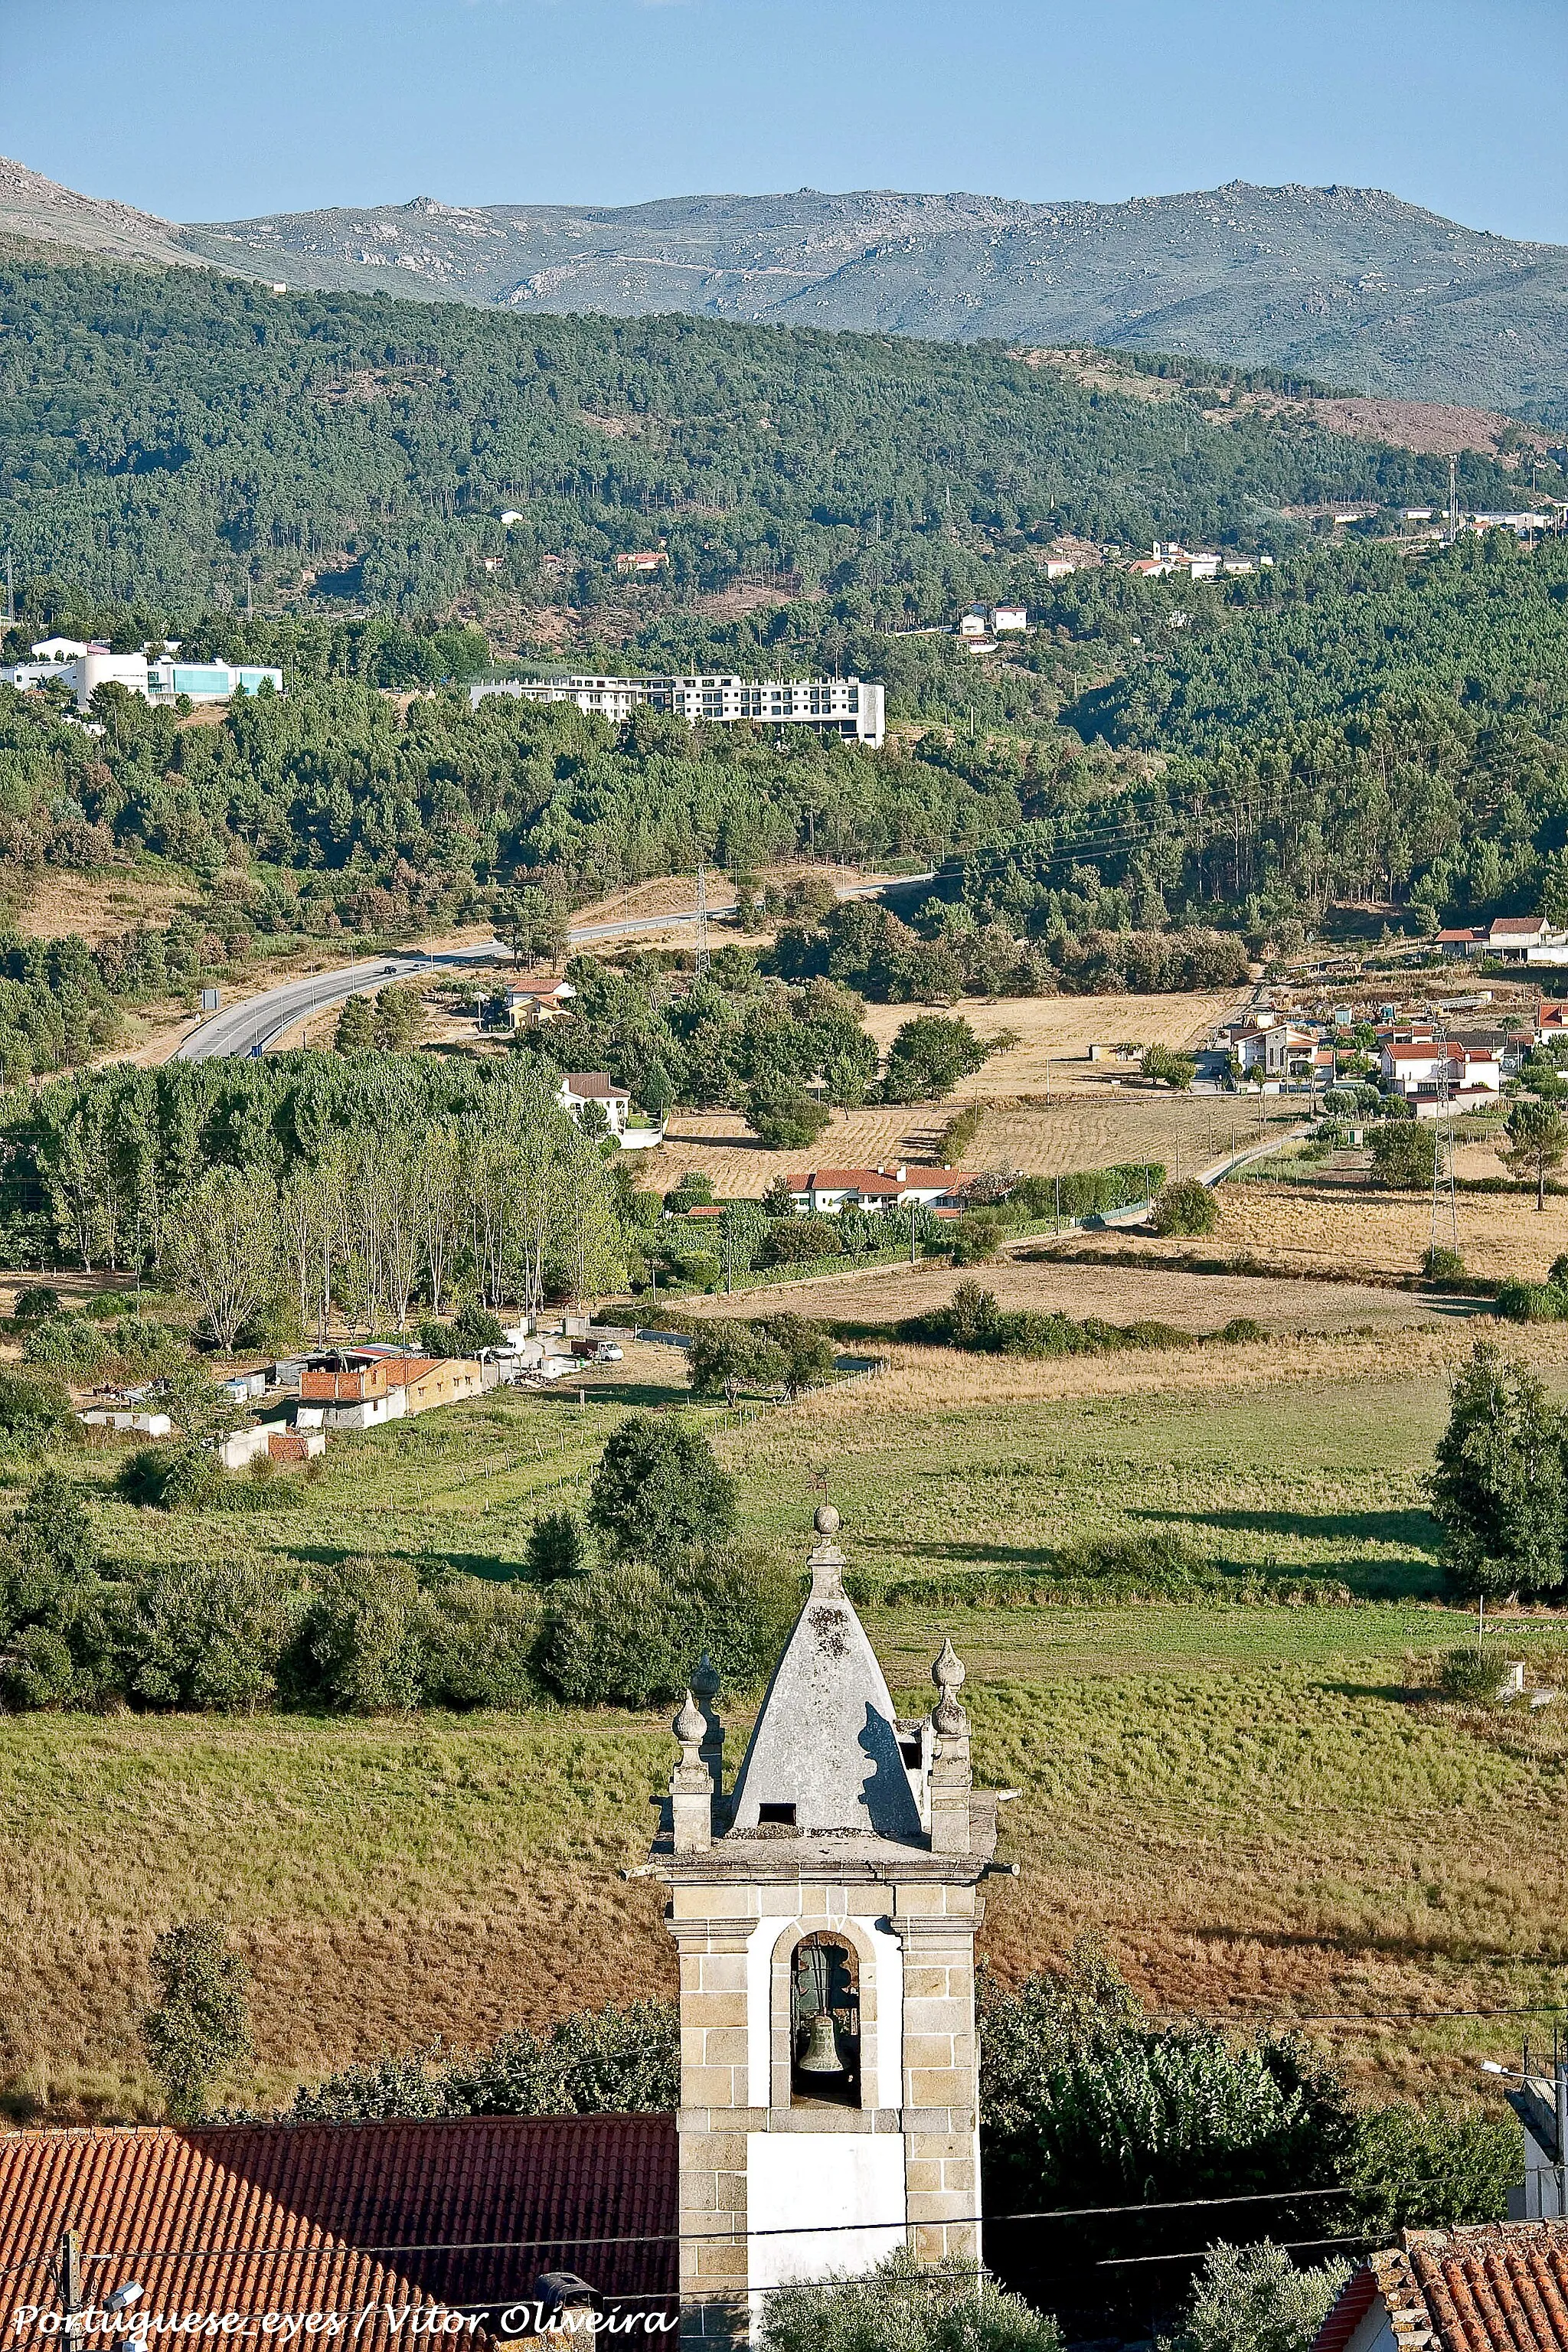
<box><xmin>563</xmin><ymin>1074</ymin><xmax>630</xmax><ymax>1101</ymax></box>
<box><xmin>0</xmin><ymin>2116</ymin><xmax>677</xmax><ymax>2347</ymax></box>
<box><xmin>1493</xmin><ymin>917</ymin><xmax>1549</xmax><ymax>937</ymax></box>
<box><xmin>1315</xmin><ymin>2223</ymin><xmax>1568</xmax><ymax>2352</ymax></box>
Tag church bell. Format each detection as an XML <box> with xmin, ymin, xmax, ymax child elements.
<box><xmin>796</xmin><ymin>2011</ymin><xmax>845</xmax><ymax>2077</ymax></box>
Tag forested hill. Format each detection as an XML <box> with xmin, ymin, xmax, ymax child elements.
<box><xmin>0</xmin><ymin>254</ymin><xmax>1531</xmax><ymax>615</ymax></box>
<box><xmin>7</xmin><ymin>155</ymin><xmax>1563</xmax><ymax>418</ymax></box>
<box><xmin>181</xmin><ymin>181</ymin><xmax>1568</xmax><ymax>423</ymax></box>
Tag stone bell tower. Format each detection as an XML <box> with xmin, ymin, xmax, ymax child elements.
<box><xmin>643</xmin><ymin>1506</ymin><xmax>1011</xmax><ymax>2343</ymax></box>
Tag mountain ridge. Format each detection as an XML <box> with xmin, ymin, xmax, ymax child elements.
<box><xmin>5</xmin><ymin>158</ymin><xmax>1568</xmax><ymax>420</ymax></box>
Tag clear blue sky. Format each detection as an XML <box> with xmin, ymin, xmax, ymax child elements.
<box><xmin>7</xmin><ymin>0</ymin><xmax>1567</xmax><ymax>240</ymax></box>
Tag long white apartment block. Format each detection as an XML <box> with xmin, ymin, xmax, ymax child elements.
<box><xmin>470</xmin><ymin>672</ymin><xmax>885</xmax><ymax>746</ymax></box>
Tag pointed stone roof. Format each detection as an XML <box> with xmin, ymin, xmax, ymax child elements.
<box><xmin>727</xmin><ymin>1507</ymin><xmax>922</xmax><ymax>1841</ymax></box>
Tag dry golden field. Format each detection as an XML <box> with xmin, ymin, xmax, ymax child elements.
<box><xmin>684</xmin><ymin>1253</ymin><xmax>1454</xmax><ymax>1335</ymax></box>
<box><xmin>645</xmin><ymin>1093</ymin><xmax>1297</xmax><ymax>1197</ymax></box>
<box><xmin>1215</xmin><ymin>1179</ymin><xmax>1568</xmax><ymax>1284</ymax></box>
<box><xmin>856</xmin><ymin>988</ymin><xmax>1246</xmax><ymax>1093</ymax></box>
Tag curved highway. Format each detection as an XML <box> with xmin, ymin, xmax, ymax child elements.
<box><xmin>174</xmin><ymin>877</ymin><xmax>929</xmax><ymax>1061</ymax></box>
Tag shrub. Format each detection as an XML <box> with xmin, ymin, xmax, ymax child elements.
<box><xmin>1494</xmin><ymin>1279</ymin><xmax>1564</xmax><ymax>1324</ymax></box>
<box><xmin>0</xmin><ymin>1368</ymin><xmax>77</xmax><ymax>1451</ymax></box>
<box><xmin>761</xmin><ymin>2249</ymin><xmax>1062</xmax><ymax>2352</ymax></box>
<box><xmin>1436</xmin><ymin>1645</ymin><xmax>1501</xmax><ymax>1704</ymax></box>
<box><xmin>538</xmin><ymin>1546</ymin><xmax>798</xmax><ymax>1708</ymax></box>
<box><xmin>117</xmin><ymin>1441</ymin><xmax>222</xmax><ymax>1511</ymax></box>
<box><xmin>1370</xmin><ymin>1121</ymin><xmax>1438</xmax><ymax>1189</ymax></box>
<box><xmin>23</xmin><ymin>1310</ymin><xmax>110</xmax><ymax>1373</ymax></box>
<box><xmin>949</xmin><ymin>1210</ymin><xmax>1007</xmax><ymax>1265</ymax></box>
<box><xmin>1165</xmin><ymin>2240</ymin><xmax>1353</xmax><ymax>2352</ymax></box>
<box><xmin>743</xmin><ymin>1080</ymin><xmax>831</xmax><ymax>1150</ymax></box>
<box><xmin>412</xmin><ymin>1574</ymin><xmax>540</xmax><ymax>1710</ymax></box>
<box><xmin>1344</xmin><ymin>2099</ymin><xmax>1517</xmax><ymax>2233</ymax></box>
<box><xmin>142</xmin><ymin>1921</ymin><xmax>253</xmax><ymax>2122</ymax></box>
<box><xmin>1219</xmin><ymin>1316</ymin><xmax>1266</xmax><ymax>1343</ymax></box>
<box><xmin>939</xmin><ymin>1102</ymin><xmax>985</xmax><ymax>1161</ymax></box>
<box><xmin>283</xmin><ymin>1996</ymin><xmax>681</xmax><ymax>2121</ymax></box>
<box><xmin>758</xmin><ymin>1215</ymin><xmax>841</xmax><ymax>1267</ymax></box>
<box><xmin>523</xmin><ymin>1508</ymin><xmax>588</xmax><ymax>1583</ymax></box>
<box><xmin>1423</xmin><ymin>1246</ymin><xmax>1466</xmax><ymax>1282</ymax></box>
<box><xmin>13</xmin><ymin>1285</ymin><xmax>61</xmax><ymax>1321</ymax></box>
<box><xmin>588</xmin><ymin>1413</ymin><xmax>738</xmax><ymax>1562</ymax></box>
<box><xmin>1151</xmin><ymin>1179</ymin><xmax>1219</xmax><ymax>1236</ymax></box>
<box><xmin>282</xmin><ymin>1555</ymin><xmax>426</xmax><ymax>1713</ymax></box>
<box><xmin>123</xmin><ymin>1557</ymin><xmax>297</xmax><ymax>1713</ymax></box>
<box><xmin>1142</xmin><ymin>1044</ymin><xmax>1196</xmax><ymax>1089</ymax></box>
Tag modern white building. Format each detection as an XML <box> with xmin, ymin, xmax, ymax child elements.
<box><xmin>472</xmin><ymin>673</ymin><xmax>885</xmax><ymax>747</ymax></box>
<box><xmin>0</xmin><ymin>641</ymin><xmax>283</xmax><ymax>711</ymax></box>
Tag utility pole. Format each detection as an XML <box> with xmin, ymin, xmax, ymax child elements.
<box><xmin>58</xmin><ymin>2228</ymin><xmax>83</xmax><ymax>2352</ymax></box>
<box><xmin>694</xmin><ymin>857</ymin><xmax>710</xmax><ymax>981</ymax></box>
<box><xmin>5</xmin><ymin>547</ymin><xmax>13</xmax><ymax>631</ymax></box>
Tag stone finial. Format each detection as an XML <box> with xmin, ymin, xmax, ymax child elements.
<box><xmin>928</xmin><ymin>1635</ymin><xmax>972</xmax><ymax>1855</ymax></box>
<box><xmin>669</xmin><ymin>1688</ymin><xmax>713</xmax><ymax>1854</ymax></box>
<box><xmin>933</xmin><ymin>1636</ymin><xmax>968</xmax><ymax>1736</ymax></box>
<box><xmin>691</xmin><ymin>1650</ymin><xmax>725</xmax><ymax>1804</ymax></box>
<box><xmin>807</xmin><ymin>1502</ymin><xmax>845</xmax><ymax>1596</ymax></box>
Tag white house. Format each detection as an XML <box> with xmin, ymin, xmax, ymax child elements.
<box><xmin>780</xmin><ymin>1164</ymin><xmax>970</xmax><ymax>1213</ymax></box>
<box><xmin>506</xmin><ymin>978</ymin><xmax>576</xmax><ymax>1027</ymax></box>
<box><xmin>557</xmin><ymin>1071</ymin><xmax>630</xmax><ymax>1135</ymax></box>
<box><xmin>1380</xmin><ymin>1038</ymin><xmax>1501</xmax><ymax>1114</ymax></box>
<box><xmin>1489</xmin><ymin>914</ymin><xmax>1568</xmax><ymax>965</ymax></box>
<box><xmin>958</xmin><ymin>608</ymin><xmax>991</xmax><ymax>639</ymax></box>
<box><xmin>991</xmin><ymin>604</ymin><xmax>1028</xmax><ymax>632</ymax></box>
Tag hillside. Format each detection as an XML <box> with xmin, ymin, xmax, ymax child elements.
<box><xmin>6</xmin><ymin>158</ymin><xmax>1568</xmax><ymax>419</ymax></box>
<box><xmin>173</xmin><ymin>178</ymin><xmax>1568</xmax><ymax>426</ymax></box>
<box><xmin>0</xmin><ymin>252</ymin><xmax>1530</xmax><ymax>616</ymax></box>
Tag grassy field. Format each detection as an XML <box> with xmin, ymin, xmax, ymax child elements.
<box><xmin>6</xmin><ymin>1321</ymin><xmax>1568</xmax><ymax>2125</ymax></box>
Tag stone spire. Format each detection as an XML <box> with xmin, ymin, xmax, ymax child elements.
<box><xmin>669</xmin><ymin>1687</ymin><xmax>713</xmax><ymax>1854</ymax></box>
<box><xmin>725</xmin><ymin>1503</ymin><xmax>922</xmax><ymax>1841</ymax></box>
<box><xmin>928</xmin><ymin>1636</ymin><xmax>973</xmax><ymax>1854</ymax></box>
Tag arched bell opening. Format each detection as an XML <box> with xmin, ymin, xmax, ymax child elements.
<box><xmin>789</xmin><ymin>1932</ymin><xmax>861</xmax><ymax>2109</ymax></box>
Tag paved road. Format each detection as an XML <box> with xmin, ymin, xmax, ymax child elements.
<box><xmin>174</xmin><ymin>875</ymin><xmax>932</xmax><ymax>1061</ymax></box>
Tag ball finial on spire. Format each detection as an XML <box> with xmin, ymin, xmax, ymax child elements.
<box><xmin>814</xmin><ymin>1504</ymin><xmax>840</xmax><ymax>1538</ymax></box>
<box><xmin>933</xmin><ymin>1636</ymin><xmax>965</xmax><ymax>1697</ymax></box>
<box><xmin>675</xmin><ymin>1689</ymin><xmax>704</xmax><ymax>1749</ymax></box>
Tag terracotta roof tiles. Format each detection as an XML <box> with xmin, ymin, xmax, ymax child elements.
<box><xmin>0</xmin><ymin>2116</ymin><xmax>677</xmax><ymax>2348</ymax></box>
<box><xmin>1317</xmin><ymin>2225</ymin><xmax>1568</xmax><ymax>2352</ymax></box>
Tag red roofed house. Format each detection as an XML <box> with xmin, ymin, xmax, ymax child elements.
<box><xmin>1439</xmin><ymin>927</ymin><xmax>1488</xmax><ymax>959</ymax></box>
<box><xmin>779</xmin><ymin>1166</ymin><xmax>973</xmax><ymax>1214</ymax></box>
<box><xmin>0</xmin><ymin>2115</ymin><xmax>677</xmax><ymax>2346</ymax></box>
<box><xmin>1489</xmin><ymin>915</ymin><xmax>1568</xmax><ymax>965</ymax></box>
<box><xmin>1311</xmin><ymin>2220</ymin><xmax>1568</xmax><ymax>2352</ymax></box>
<box><xmin>1540</xmin><ymin>1001</ymin><xmax>1568</xmax><ymax>1040</ymax></box>
<box><xmin>1380</xmin><ymin>1037</ymin><xmax>1501</xmax><ymax>1116</ymax></box>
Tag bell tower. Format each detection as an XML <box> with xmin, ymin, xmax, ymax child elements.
<box><xmin>645</xmin><ymin>1506</ymin><xmax>1010</xmax><ymax>2344</ymax></box>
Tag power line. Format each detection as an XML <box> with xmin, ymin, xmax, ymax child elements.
<box><xmin>36</xmin><ymin>2181</ymin><xmax>1424</xmax><ymax>2272</ymax></box>
<box><xmin>1098</xmin><ymin>2233</ymin><xmax>1374</xmax><ymax>2271</ymax></box>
